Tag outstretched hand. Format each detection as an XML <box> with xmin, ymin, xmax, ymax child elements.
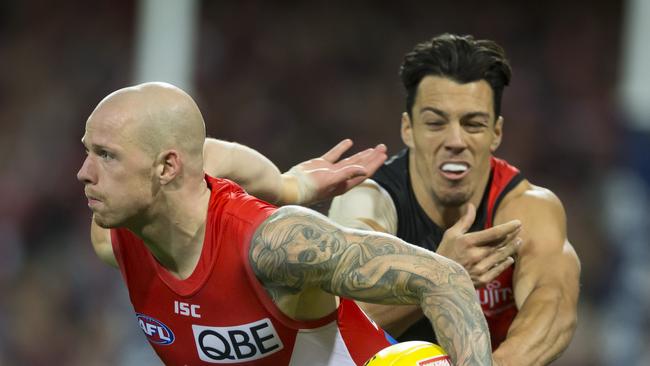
<box><xmin>436</xmin><ymin>204</ymin><xmax>522</xmax><ymax>287</ymax></box>
<box><xmin>282</xmin><ymin>139</ymin><xmax>387</xmax><ymax>205</ymax></box>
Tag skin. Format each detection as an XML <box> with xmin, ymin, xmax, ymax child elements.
<box><xmin>330</xmin><ymin>75</ymin><xmax>580</xmax><ymax>365</ymax></box>
<box><xmin>79</xmin><ymin>82</ymin><xmax>492</xmax><ymax>365</ymax></box>
<box><xmin>202</xmin><ymin>138</ymin><xmax>388</xmax><ymax>205</ymax></box>
<box><xmin>92</xmin><ymin>135</ymin><xmax>387</xmax><ymax>268</ymax></box>
<box><xmin>250</xmin><ymin>206</ymin><xmax>492</xmax><ymax>365</ymax></box>
<box><xmin>79</xmin><ymin>82</ymin><xmax>210</xmax><ymax>278</ymax></box>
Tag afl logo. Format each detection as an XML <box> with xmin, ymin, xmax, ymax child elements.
<box><xmin>136</xmin><ymin>313</ymin><xmax>175</xmax><ymax>345</ymax></box>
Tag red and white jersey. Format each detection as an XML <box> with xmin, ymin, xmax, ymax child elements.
<box><xmin>111</xmin><ymin>176</ymin><xmax>392</xmax><ymax>365</ymax></box>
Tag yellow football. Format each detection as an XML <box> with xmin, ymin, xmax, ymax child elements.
<box><xmin>363</xmin><ymin>341</ymin><xmax>453</xmax><ymax>366</ymax></box>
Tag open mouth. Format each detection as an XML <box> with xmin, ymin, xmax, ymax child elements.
<box><xmin>439</xmin><ymin>162</ymin><xmax>470</xmax><ymax>180</ymax></box>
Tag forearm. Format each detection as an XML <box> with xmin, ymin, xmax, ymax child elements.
<box><xmin>494</xmin><ymin>286</ymin><xmax>577</xmax><ymax>365</ymax></box>
<box><xmin>417</xmin><ymin>262</ymin><xmax>492</xmax><ymax>366</ymax></box>
<box><xmin>226</xmin><ymin>150</ymin><xmax>284</xmax><ymax>203</ymax></box>
<box><xmin>250</xmin><ymin>207</ymin><xmax>492</xmax><ymax>365</ymax></box>
<box><xmin>329</xmin><ymin>249</ymin><xmax>491</xmax><ymax>365</ymax></box>
<box><xmin>203</xmin><ymin>139</ymin><xmax>284</xmax><ymax>203</ymax></box>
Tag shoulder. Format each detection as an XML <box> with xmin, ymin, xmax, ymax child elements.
<box><xmin>254</xmin><ymin>205</ymin><xmax>346</xmax><ymax>254</ymax></box>
<box><xmin>333</xmin><ymin>179</ymin><xmax>391</xmax><ymax>204</ymax></box>
<box><xmin>497</xmin><ymin>180</ymin><xmax>565</xmax><ymax>222</ymax></box>
<box><xmin>215</xmin><ymin>179</ymin><xmax>277</xmax><ymax>225</ymax></box>
<box><xmin>496</xmin><ymin>180</ymin><xmax>568</xmax><ymax>256</ymax></box>
<box><xmin>256</xmin><ymin>205</ymin><xmax>321</xmax><ymax>231</ymax></box>
<box><xmin>329</xmin><ymin>179</ymin><xmax>397</xmax><ymax>233</ymax></box>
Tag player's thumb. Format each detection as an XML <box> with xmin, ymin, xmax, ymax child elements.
<box><xmin>451</xmin><ymin>203</ymin><xmax>476</xmax><ymax>234</ymax></box>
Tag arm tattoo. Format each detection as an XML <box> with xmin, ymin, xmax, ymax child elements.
<box><xmin>250</xmin><ymin>206</ymin><xmax>491</xmax><ymax>365</ymax></box>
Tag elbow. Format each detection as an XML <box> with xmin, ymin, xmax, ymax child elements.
<box><xmin>543</xmin><ymin>288</ymin><xmax>580</xmax><ymax>360</ymax></box>
<box><xmin>424</xmin><ymin>256</ymin><xmax>475</xmax><ymax>298</ymax></box>
<box><xmin>558</xmin><ymin>306</ymin><xmax>578</xmax><ymax>353</ymax></box>
<box><xmin>545</xmin><ymin>314</ymin><xmax>577</xmax><ymax>364</ymax></box>
<box><xmin>445</xmin><ymin>257</ymin><xmax>474</xmax><ymax>286</ymax></box>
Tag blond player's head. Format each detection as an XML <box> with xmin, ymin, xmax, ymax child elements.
<box><xmin>77</xmin><ymin>82</ymin><xmax>206</xmax><ymax>228</ymax></box>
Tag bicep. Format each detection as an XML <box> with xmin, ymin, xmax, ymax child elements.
<box><xmin>203</xmin><ymin>138</ymin><xmax>282</xmax><ymax>201</ymax></box>
<box><xmin>328</xmin><ymin>179</ymin><xmax>397</xmax><ymax>234</ymax></box>
<box><xmin>250</xmin><ymin>205</ymin><xmax>464</xmax><ymax>303</ymax></box>
<box><xmin>90</xmin><ymin>219</ymin><xmax>118</xmax><ymax>268</ymax></box>
<box><xmin>499</xmin><ymin>188</ymin><xmax>580</xmax><ymax>307</ymax></box>
<box><xmin>513</xmin><ymin>239</ymin><xmax>580</xmax><ymax>309</ymax></box>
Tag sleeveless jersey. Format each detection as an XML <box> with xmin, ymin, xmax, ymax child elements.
<box><xmin>111</xmin><ymin>176</ymin><xmax>392</xmax><ymax>365</ymax></box>
<box><xmin>372</xmin><ymin>149</ymin><xmax>524</xmax><ymax>349</ymax></box>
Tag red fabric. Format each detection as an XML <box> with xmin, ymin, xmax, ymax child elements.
<box><xmin>337</xmin><ymin>298</ymin><xmax>394</xmax><ymax>365</ymax></box>
<box><xmin>477</xmin><ymin>157</ymin><xmax>521</xmax><ymax>349</ymax></box>
<box><xmin>111</xmin><ymin>176</ymin><xmax>390</xmax><ymax>365</ymax></box>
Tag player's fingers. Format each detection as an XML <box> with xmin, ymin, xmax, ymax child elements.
<box><xmin>321</xmin><ymin>139</ymin><xmax>353</xmax><ymax>162</ymax></box>
<box><xmin>474</xmin><ymin>256</ymin><xmax>515</xmax><ymax>287</ymax></box>
<box><xmin>464</xmin><ymin>246</ymin><xmax>493</xmax><ymax>266</ymax></box>
<box><xmin>333</xmin><ymin>165</ymin><xmax>367</xmax><ymax>181</ymax></box>
<box><xmin>486</xmin><ymin>227</ymin><xmax>521</xmax><ymax>249</ymax></box>
<box><xmin>467</xmin><ymin>219</ymin><xmax>521</xmax><ymax>245</ymax></box>
<box><xmin>355</xmin><ymin>145</ymin><xmax>387</xmax><ymax>175</ymax></box>
<box><xmin>335</xmin><ymin>146</ymin><xmax>377</xmax><ymax>166</ymax></box>
<box><xmin>474</xmin><ymin>238</ymin><xmax>520</xmax><ymax>274</ymax></box>
<box><xmin>333</xmin><ymin>146</ymin><xmax>387</xmax><ymax>177</ymax></box>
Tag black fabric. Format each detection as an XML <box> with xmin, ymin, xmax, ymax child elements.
<box><xmin>371</xmin><ymin>149</ymin><xmax>517</xmax><ymax>343</ymax></box>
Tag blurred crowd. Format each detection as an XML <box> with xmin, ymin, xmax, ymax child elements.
<box><xmin>1</xmin><ymin>0</ymin><xmax>645</xmax><ymax>365</ymax></box>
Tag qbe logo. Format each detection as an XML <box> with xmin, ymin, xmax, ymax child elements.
<box><xmin>192</xmin><ymin>318</ymin><xmax>284</xmax><ymax>363</ymax></box>
<box><xmin>136</xmin><ymin>313</ymin><xmax>175</xmax><ymax>345</ymax></box>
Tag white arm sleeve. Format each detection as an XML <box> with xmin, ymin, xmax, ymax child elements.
<box><xmin>328</xmin><ymin>179</ymin><xmax>398</xmax><ymax>235</ymax></box>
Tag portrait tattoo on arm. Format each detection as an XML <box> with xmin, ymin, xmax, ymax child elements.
<box><xmin>249</xmin><ymin>206</ymin><xmax>492</xmax><ymax>366</ymax></box>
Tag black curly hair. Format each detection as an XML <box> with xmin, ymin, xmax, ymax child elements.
<box><xmin>400</xmin><ymin>33</ymin><xmax>512</xmax><ymax>119</ymax></box>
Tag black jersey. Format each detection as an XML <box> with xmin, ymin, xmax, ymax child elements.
<box><xmin>372</xmin><ymin>148</ymin><xmax>524</xmax><ymax>347</ymax></box>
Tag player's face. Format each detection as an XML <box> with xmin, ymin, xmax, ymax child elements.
<box><xmin>77</xmin><ymin>112</ymin><xmax>156</xmax><ymax>228</ymax></box>
<box><xmin>402</xmin><ymin>76</ymin><xmax>502</xmax><ymax>207</ymax></box>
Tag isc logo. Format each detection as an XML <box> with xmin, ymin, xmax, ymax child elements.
<box><xmin>136</xmin><ymin>313</ymin><xmax>175</xmax><ymax>345</ymax></box>
<box><xmin>175</xmin><ymin>300</ymin><xmax>201</xmax><ymax>318</ymax></box>
<box><xmin>192</xmin><ymin>318</ymin><xmax>283</xmax><ymax>363</ymax></box>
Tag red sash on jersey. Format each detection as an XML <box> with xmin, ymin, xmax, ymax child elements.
<box><xmin>476</xmin><ymin>157</ymin><xmax>521</xmax><ymax>348</ymax></box>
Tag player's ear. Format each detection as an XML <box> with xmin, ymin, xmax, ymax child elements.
<box><xmin>401</xmin><ymin>112</ymin><xmax>415</xmax><ymax>149</ymax></box>
<box><xmin>490</xmin><ymin>116</ymin><xmax>504</xmax><ymax>152</ymax></box>
<box><xmin>157</xmin><ymin>150</ymin><xmax>181</xmax><ymax>185</ymax></box>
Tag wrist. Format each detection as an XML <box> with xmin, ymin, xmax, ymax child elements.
<box><xmin>281</xmin><ymin>166</ymin><xmax>316</xmax><ymax>205</ymax></box>
<box><xmin>278</xmin><ymin>173</ymin><xmax>299</xmax><ymax>205</ymax></box>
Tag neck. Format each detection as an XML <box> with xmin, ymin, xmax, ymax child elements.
<box><xmin>129</xmin><ymin>178</ymin><xmax>211</xmax><ymax>279</ymax></box>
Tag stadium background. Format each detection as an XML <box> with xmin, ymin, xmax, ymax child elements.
<box><xmin>1</xmin><ymin>0</ymin><xmax>648</xmax><ymax>365</ymax></box>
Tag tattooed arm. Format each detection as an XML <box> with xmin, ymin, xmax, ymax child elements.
<box><xmin>249</xmin><ymin>205</ymin><xmax>492</xmax><ymax>366</ymax></box>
